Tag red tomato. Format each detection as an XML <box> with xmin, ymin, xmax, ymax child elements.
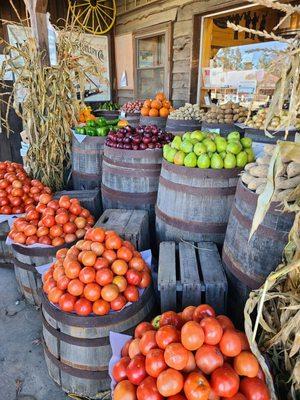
<box><xmin>112</xmin><ymin>356</ymin><xmax>131</xmax><ymax>382</ymax></box>
<box><xmin>92</xmin><ymin>299</ymin><xmax>110</xmax><ymax>316</ymax></box>
<box><xmin>140</xmin><ymin>271</ymin><xmax>151</xmax><ymax>288</ymax></box>
<box><xmin>219</xmin><ymin>330</ymin><xmax>242</xmax><ymax>357</ymax></box>
<box><xmin>74</xmin><ymin>298</ymin><xmax>92</xmax><ymax>316</ymax></box>
<box><xmin>128</xmin><ymin>338</ymin><xmax>142</xmax><ymax>359</ymax></box>
<box><xmin>181</xmin><ymin>321</ymin><xmax>205</xmax><ymax>351</ymax></box>
<box><xmin>101</xmin><ymin>283</ymin><xmax>119</xmax><ymax>302</ymax></box>
<box><xmin>195</xmin><ymin>344</ymin><xmax>224</xmax><ymax>375</ymax></box>
<box><xmin>113</xmin><ymin>276</ymin><xmax>128</xmax><ymax>292</ymax></box>
<box><xmin>129</xmin><ymin>256</ymin><xmax>145</xmax><ymax>272</ymax></box>
<box><xmin>221</xmin><ymin>394</ymin><xmax>246</xmax><ymax>400</ymax></box>
<box><xmin>135</xmin><ymin>322</ymin><xmax>154</xmax><ymax>338</ymax></box>
<box><xmin>63</xmin><ymin>222</ymin><xmax>77</xmax><ymax>234</ymax></box>
<box><xmin>183</xmin><ymin>371</ymin><xmax>211</xmax><ymax>400</ymax></box>
<box><xmin>156</xmin><ymin>368</ymin><xmax>184</xmax><ymax>397</ymax></box>
<box><xmin>200</xmin><ymin>317</ymin><xmax>223</xmax><ymax>345</ymax></box>
<box><xmin>159</xmin><ymin>311</ymin><xmax>183</xmax><ymax>330</ymax></box>
<box><xmin>105</xmin><ymin>235</ymin><xmax>122</xmax><ymax>250</ymax></box>
<box><xmin>112</xmin><ymin>259</ymin><xmax>129</xmax><ymax>276</ymax></box>
<box><xmin>114</xmin><ymin>380</ymin><xmax>137</xmax><ymax>400</ymax></box>
<box><xmin>94</xmin><ymin>257</ymin><xmax>109</xmax><ymax>270</ymax></box>
<box><xmin>145</xmin><ymin>348</ymin><xmax>167</xmax><ymax>378</ymax></box>
<box><xmin>239</xmin><ymin>377</ymin><xmax>270</xmax><ymax>400</ymax></box>
<box><xmin>42</xmin><ymin>215</ymin><xmax>55</xmax><ymax>227</ymax></box>
<box><xmin>164</xmin><ymin>343</ymin><xmax>189</xmax><ymax>371</ymax></box>
<box><xmin>182</xmin><ymin>305</ymin><xmax>196</xmax><ymax>322</ymax></box>
<box><xmin>48</xmin><ymin>287</ymin><xmax>64</xmax><ymax>304</ymax></box>
<box><xmin>126</xmin><ymin>355</ymin><xmax>147</xmax><ymax>385</ymax></box>
<box><xmin>193</xmin><ymin>304</ymin><xmax>216</xmax><ymax>322</ymax></box>
<box><xmin>211</xmin><ymin>364</ymin><xmax>240</xmax><ymax>398</ymax></box>
<box><xmin>110</xmin><ymin>295</ymin><xmax>127</xmax><ymax>311</ymax></box>
<box><xmin>57</xmin><ymin>275</ymin><xmax>71</xmax><ymax>291</ymax></box>
<box><xmin>233</xmin><ymin>351</ymin><xmax>259</xmax><ymax>378</ymax></box>
<box><xmin>58</xmin><ymin>293</ymin><xmax>76</xmax><ymax>312</ymax></box>
<box><xmin>139</xmin><ymin>330</ymin><xmax>157</xmax><ymax>355</ymax></box>
<box><xmin>182</xmin><ymin>351</ymin><xmax>197</xmax><ymax>374</ymax></box>
<box><xmin>125</xmin><ymin>269</ymin><xmax>142</xmax><ymax>286</ymax></box>
<box><xmin>216</xmin><ymin>315</ymin><xmax>235</xmax><ymax>331</ymax></box>
<box><xmin>156</xmin><ymin>325</ymin><xmax>180</xmax><ymax>349</ymax></box>
<box><xmin>49</xmin><ymin>225</ymin><xmax>63</xmax><ymax>238</ymax></box>
<box><xmin>137</xmin><ymin>376</ymin><xmax>163</xmax><ymax>400</ymax></box>
<box><xmin>79</xmin><ymin>266</ymin><xmax>96</xmax><ymax>284</ymax></box>
<box><xmin>122</xmin><ymin>339</ymin><xmax>133</xmax><ymax>358</ymax></box>
<box><xmin>64</xmin><ymin>260</ymin><xmax>81</xmax><ymax>279</ymax></box>
<box><xmin>55</xmin><ymin>212</ymin><xmax>69</xmax><ymax>225</ymax></box>
<box><xmin>236</xmin><ymin>332</ymin><xmax>250</xmax><ymax>351</ymax></box>
<box><xmin>81</xmin><ymin>250</ymin><xmax>97</xmax><ymax>267</ymax></box>
<box><xmin>124</xmin><ymin>285</ymin><xmax>139</xmax><ymax>302</ymax></box>
<box><xmin>83</xmin><ymin>283</ymin><xmax>101</xmax><ymax>302</ymax></box>
<box><xmin>67</xmin><ymin>278</ymin><xmax>84</xmax><ymax>296</ymax></box>
<box><xmin>117</xmin><ymin>246</ymin><xmax>133</xmax><ymax>262</ymax></box>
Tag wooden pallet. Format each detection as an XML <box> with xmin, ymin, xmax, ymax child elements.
<box><xmin>54</xmin><ymin>189</ymin><xmax>102</xmax><ymax>219</ymax></box>
<box><xmin>158</xmin><ymin>241</ymin><xmax>227</xmax><ymax>314</ymax></box>
<box><xmin>96</xmin><ymin>209</ymin><xmax>150</xmax><ymax>251</ymax></box>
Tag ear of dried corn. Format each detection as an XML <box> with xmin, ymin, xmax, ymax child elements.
<box><xmin>0</xmin><ymin>5</ymin><xmax>107</xmax><ymax>191</ymax></box>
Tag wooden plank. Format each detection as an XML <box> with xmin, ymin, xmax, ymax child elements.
<box><xmin>197</xmin><ymin>242</ymin><xmax>227</xmax><ymax>314</ymax></box>
<box><xmin>126</xmin><ymin>210</ymin><xmax>150</xmax><ymax>250</ymax></box>
<box><xmin>96</xmin><ymin>209</ymin><xmax>133</xmax><ymax>238</ymax></box>
<box><xmin>158</xmin><ymin>241</ymin><xmax>176</xmax><ymax>312</ymax></box>
<box><xmin>178</xmin><ymin>242</ymin><xmax>202</xmax><ymax>308</ymax></box>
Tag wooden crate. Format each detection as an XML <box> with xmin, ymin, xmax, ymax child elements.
<box><xmin>54</xmin><ymin>189</ymin><xmax>102</xmax><ymax>219</ymax></box>
<box><xmin>158</xmin><ymin>241</ymin><xmax>227</xmax><ymax>314</ymax></box>
<box><xmin>96</xmin><ymin>209</ymin><xmax>149</xmax><ymax>251</ymax></box>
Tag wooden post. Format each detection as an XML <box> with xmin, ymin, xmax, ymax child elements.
<box><xmin>23</xmin><ymin>0</ymin><xmax>50</xmax><ymax>65</ymax></box>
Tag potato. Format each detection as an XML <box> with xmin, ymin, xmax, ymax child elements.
<box><xmin>287</xmin><ymin>162</ymin><xmax>300</xmax><ymax>179</ymax></box>
<box><xmin>275</xmin><ymin>175</ymin><xmax>300</xmax><ymax>190</ymax></box>
<box><xmin>248</xmin><ymin>178</ymin><xmax>267</xmax><ymax>191</ymax></box>
<box><xmin>245</xmin><ymin>162</ymin><xmax>258</xmax><ymax>171</ymax></box>
<box><xmin>248</xmin><ymin>165</ymin><xmax>268</xmax><ymax>178</ymax></box>
<box><xmin>273</xmin><ymin>188</ymin><xmax>298</xmax><ymax>202</ymax></box>
<box><xmin>256</xmin><ymin>155</ymin><xmax>271</xmax><ymax>165</ymax></box>
<box><xmin>264</xmin><ymin>144</ymin><xmax>276</xmax><ymax>156</ymax></box>
<box><xmin>256</xmin><ymin>184</ymin><xmax>266</xmax><ymax>194</ymax></box>
<box><xmin>241</xmin><ymin>172</ymin><xmax>255</xmax><ymax>185</ymax></box>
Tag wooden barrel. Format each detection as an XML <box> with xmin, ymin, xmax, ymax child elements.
<box><xmin>12</xmin><ymin>243</ymin><xmax>67</xmax><ymax>306</ymax></box>
<box><xmin>0</xmin><ymin>220</ymin><xmax>13</xmax><ymax>268</ymax></box>
<box><xmin>41</xmin><ymin>285</ymin><xmax>155</xmax><ymax>398</ymax></box>
<box><xmin>244</xmin><ymin>127</ymin><xmax>296</xmax><ymax>144</ymax></box>
<box><xmin>124</xmin><ymin>113</ymin><xmax>141</xmax><ymax>127</ymax></box>
<box><xmin>222</xmin><ymin>179</ymin><xmax>294</xmax><ymax>324</ymax></box>
<box><xmin>101</xmin><ymin>146</ymin><xmax>163</xmax><ymax>228</ymax></box>
<box><xmin>72</xmin><ymin>132</ymin><xmax>105</xmax><ymax>190</ymax></box>
<box><xmin>201</xmin><ymin>122</ymin><xmax>244</xmax><ymax>137</ymax></box>
<box><xmin>140</xmin><ymin>116</ymin><xmax>167</xmax><ymax>130</ymax></box>
<box><xmin>156</xmin><ymin>160</ymin><xmax>241</xmax><ymax>244</ymax></box>
<box><xmin>94</xmin><ymin>110</ymin><xmax>120</xmax><ymax>120</ymax></box>
<box><xmin>166</xmin><ymin>118</ymin><xmax>202</xmax><ymax>135</ymax></box>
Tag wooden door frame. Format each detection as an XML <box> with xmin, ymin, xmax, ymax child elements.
<box><xmin>133</xmin><ymin>21</ymin><xmax>173</xmax><ymax>99</ymax></box>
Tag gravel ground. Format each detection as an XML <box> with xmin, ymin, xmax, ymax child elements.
<box><xmin>0</xmin><ymin>267</ymin><xmax>68</xmax><ymax>400</ymax></box>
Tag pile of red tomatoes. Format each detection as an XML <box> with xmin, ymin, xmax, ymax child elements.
<box><xmin>0</xmin><ymin>161</ymin><xmax>51</xmax><ymax>215</ymax></box>
<box><xmin>113</xmin><ymin>305</ymin><xmax>270</xmax><ymax>400</ymax></box>
<box><xmin>43</xmin><ymin>227</ymin><xmax>152</xmax><ymax>316</ymax></box>
<box><xmin>9</xmin><ymin>194</ymin><xmax>94</xmax><ymax>246</ymax></box>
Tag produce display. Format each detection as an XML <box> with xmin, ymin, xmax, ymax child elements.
<box><xmin>168</xmin><ymin>103</ymin><xmax>205</xmax><ymax>121</ymax></box>
<box><xmin>78</xmin><ymin>106</ymin><xmax>96</xmax><ymax>124</ymax></box>
<box><xmin>75</xmin><ymin>117</ymin><xmax>119</xmax><ymax>137</ymax></box>
<box><xmin>141</xmin><ymin>92</ymin><xmax>173</xmax><ymax>118</ymax></box>
<box><xmin>202</xmin><ymin>102</ymin><xmax>248</xmax><ymax>124</ymax></box>
<box><xmin>112</xmin><ymin>303</ymin><xmax>270</xmax><ymax>400</ymax></box>
<box><xmin>0</xmin><ymin>161</ymin><xmax>52</xmax><ymax>215</ymax></box>
<box><xmin>242</xmin><ymin>144</ymin><xmax>300</xmax><ymax>201</ymax></box>
<box><xmin>121</xmin><ymin>100</ymin><xmax>144</xmax><ymax>114</ymax></box>
<box><xmin>245</xmin><ymin>108</ymin><xmax>300</xmax><ymax>130</ymax></box>
<box><xmin>42</xmin><ymin>227</ymin><xmax>152</xmax><ymax>315</ymax></box>
<box><xmin>8</xmin><ymin>194</ymin><xmax>94</xmax><ymax>246</ymax></box>
<box><xmin>106</xmin><ymin>125</ymin><xmax>173</xmax><ymax>150</ymax></box>
<box><xmin>164</xmin><ymin>131</ymin><xmax>255</xmax><ymax>169</ymax></box>
<box><xmin>98</xmin><ymin>101</ymin><xmax>120</xmax><ymax>111</ymax></box>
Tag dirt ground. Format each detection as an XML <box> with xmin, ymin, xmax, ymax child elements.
<box><xmin>0</xmin><ymin>267</ymin><xmax>68</xmax><ymax>400</ymax></box>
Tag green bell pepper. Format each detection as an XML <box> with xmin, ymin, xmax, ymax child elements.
<box><xmin>86</xmin><ymin>127</ymin><xmax>97</xmax><ymax>136</ymax></box>
<box><xmin>97</xmin><ymin>117</ymin><xmax>108</xmax><ymax>127</ymax></box>
<box><xmin>96</xmin><ymin>126</ymin><xmax>110</xmax><ymax>137</ymax></box>
<box><xmin>86</xmin><ymin>120</ymin><xmax>96</xmax><ymax>128</ymax></box>
<box><xmin>109</xmin><ymin>118</ymin><xmax>119</xmax><ymax>126</ymax></box>
<box><xmin>75</xmin><ymin>127</ymin><xmax>86</xmax><ymax>135</ymax></box>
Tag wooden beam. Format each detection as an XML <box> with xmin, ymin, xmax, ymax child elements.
<box><xmin>23</xmin><ymin>0</ymin><xmax>50</xmax><ymax>65</ymax></box>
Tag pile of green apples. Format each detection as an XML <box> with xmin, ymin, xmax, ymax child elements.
<box><xmin>163</xmin><ymin>131</ymin><xmax>255</xmax><ymax>169</ymax></box>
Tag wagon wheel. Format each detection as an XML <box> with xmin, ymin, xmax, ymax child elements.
<box><xmin>68</xmin><ymin>0</ymin><xmax>116</xmax><ymax>35</ymax></box>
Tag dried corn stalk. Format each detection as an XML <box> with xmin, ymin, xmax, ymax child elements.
<box><xmin>228</xmin><ymin>0</ymin><xmax>300</xmax><ymax>139</ymax></box>
<box><xmin>0</xmin><ymin>5</ymin><xmax>107</xmax><ymax>190</ymax></box>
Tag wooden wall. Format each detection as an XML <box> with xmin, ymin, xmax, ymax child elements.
<box><xmin>114</xmin><ymin>0</ymin><xmax>286</xmax><ymax>107</ymax></box>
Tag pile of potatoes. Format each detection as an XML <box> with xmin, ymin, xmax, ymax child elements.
<box><xmin>246</xmin><ymin>109</ymin><xmax>300</xmax><ymax>130</ymax></box>
<box><xmin>202</xmin><ymin>102</ymin><xmax>248</xmax><ymax>124</ymax></box>
<box><xmin>242</xmin><ymin>144</ymin><xmax>300</xmax><ymax>202</ymax></box>
<box><xmin>169</xmin><ymin>103</ymin><xmax>205</xmax><ymax>121</ymax></box>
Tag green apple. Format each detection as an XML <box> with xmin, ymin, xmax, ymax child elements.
<box><xmin>191</xmin><ymin>131</ymin><xmax>205</xmax><ymax>142</ymax></box>
<box><xmin>163</xmin><ymin>144</ymin><xmax>171</xmax><ymax>158</ymax></box>
<box><xmin>184</xmin><ymin>152</ymin><xmax>197</xmax><ymax>168</ymax></box>
<box><xmin>236</xmin><ymin>151</ymin><xmax>248</xmax><ymax>168</ymax></box>
<box><xmin>215</xmin><ymin>136</ymin><xmax>227</xmax><ymax>153</ymax></box>
<box><xmin>180</xmin><ymin>140</ymin><xmax>194</xmax><ymax>154</ymax></box>
<box><xmin>171</xmin><ymin>136</ymin><xmax>182</xmax><ymax>150</ymax></box>
<box><xmin>203</xmin><ymin>139</ymin><xmax>217</xmax><ymax>153</ymax></box>
<box><xmin>226</xmin><ymin>141</ymin><xmax>242</xmax><ymax>155</ymax></box>
<box><xmin>165</xmin><ymin>147</ymin><xmax>177</xmax><ymax>163</ymax></box>
<box><xmin>219</xmin><ymin>151</ymin><xmax>227</xmax><ymax>160</ymax></box>
<box><xmin>174</xmin><ymin>151</ymin><xmax>185</xmax><ymax>166</ymax></box>
<box><xmin>227</xmin><ymin>131</ymin><xmax>240</xmax><ymax>141</ymax></box>
<box><xmin>211</xmin><ymin>153</ymin><xmax>224</xmax><ymax>169</ymax></box>
<box><xmin>245</xmin><ymin>148</ymin><xmax>255</xmax><ymax>162</ymax></box>
<box><xmin>224</xmin><ymin>153</ymin><xmax>237</xmax><ymax>169</ymax></box>
<box><xmin>182</xmin><ymin>132</ymin><xmax>192</xmax><ymax>141</ymax></box>
<box><xmin>194</xmin><ymin>142</ymin><xmax>207</xmax><ymax>156</ymax></box>
<box><xmin>241</xmin><ymin>137</ymin><xmax>253</xmax><ymax>149</ymax></box>
<box><xmin>197</xmin><ymin>153</ymin><xmax>210</xmax><ymax>169</ymax></box>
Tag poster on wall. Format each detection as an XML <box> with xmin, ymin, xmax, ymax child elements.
<box><xmin>6</xmin><ymin>23</ymin><xmax>111</xmax><ymax>102</ymax></box>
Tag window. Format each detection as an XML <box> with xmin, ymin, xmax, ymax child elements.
<box><xmin>134</xmin><ymin>25</ymin><xmax>171</xmax><ymax>99</ymax></box>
